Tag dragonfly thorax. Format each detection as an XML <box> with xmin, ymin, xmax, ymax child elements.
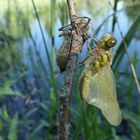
<box><xmin>90</xmin><ymin>48</ymin><xmax>112</xmax><ymax>72</ymax></box>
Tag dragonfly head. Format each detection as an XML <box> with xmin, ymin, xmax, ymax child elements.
<box><xmin>99</xmin><ymin>33</ymin><xmax>117</xmax><ymax>49</ymax></box>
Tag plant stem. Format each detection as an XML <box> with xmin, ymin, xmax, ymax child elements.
<box><xmin>58</xmin><ymin>0</ymin><xmax>90</xmax><ymax>140</ymax></box>
<box><xmin>31</xmin><ymin>0</ymin><xmax>52</xmax><ymax>73</ymax></box>
<box><xmin>109</xmin><ymin>1</ymin><xmax>140</xmax><ymax>94</ymax></box>
<box><xmin>58</xmin><ymin>1</ymin><xmax>76</xmax><ymax>139</ymax></box>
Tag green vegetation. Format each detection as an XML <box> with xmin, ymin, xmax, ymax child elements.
<box><xmin>0</xmin><ymin>0</ymin><xmax>140</xmax><ymax>139</ymax></box>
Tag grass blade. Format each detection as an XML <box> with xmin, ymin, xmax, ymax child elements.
<box><xmin>8</xmin><ymin>113</ymin><xmax>18</xmax><ymax>140</ymax></box>
<box><xmin>110</xmin><ymin>2</ymin><xmax>140</xmax><ymax>94</ymax></box>
<box><xmin>112</xmin><ymin>13</ymin><xmax>140</xmax><ymax>69</ymax></box>
<box><xmin>31</xmin><ymin>0</ymin><xmax>52</xmax><ymax>73</ymax></box>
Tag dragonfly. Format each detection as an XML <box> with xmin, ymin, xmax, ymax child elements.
<box><xmin>79</xmin><ymin>33</ymin><xmax>122</xmax><ymax>126</ymax></box>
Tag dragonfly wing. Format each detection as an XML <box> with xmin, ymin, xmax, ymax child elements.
<box><xmin>86</xmin><ymin>65</ymin><xmax>122</xmax><ymax>126</ymax></box>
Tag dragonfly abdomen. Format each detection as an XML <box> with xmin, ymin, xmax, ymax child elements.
<box><xmin>79</xmin><ymin>70</ymin><xmax>95</xmax><ymax>100</ymax></box>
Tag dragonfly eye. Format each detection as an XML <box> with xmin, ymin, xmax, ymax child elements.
<box><xmin>101</xmin><ymin>33</ymin><xmax>112</xmax><ymax>41</ymax></box>
<box><xmin>99</xmin><ymin>33</ymin><xmax>117</xmax><ymax>49</ymax></box>
<box><xmin>106</xmin><ymin>38</ymin><xmax>117</xmax><ymax>48</ymax></box>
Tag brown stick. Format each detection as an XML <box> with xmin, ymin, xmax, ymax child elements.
<box><xmin>58</xmin><ymin>1</ymin><xmax>76</xmax><ymax>140</ymax></box>
<box><xmin>58</xmin><ymin>0</ymin><xmax>90</xmax><ymax>140</ymax></box>
<box><xmin>67</xmin><ymin>0</ymin><xmax>76</xmax><ymax>20</ymax></box>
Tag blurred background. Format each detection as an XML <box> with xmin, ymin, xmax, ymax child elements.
<box><xmin>0</xmin><ymin>0</ymin><xmax>140</xmax><ymax>139</ymax></box>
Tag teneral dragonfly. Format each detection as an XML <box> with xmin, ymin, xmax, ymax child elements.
<box><xmin>79</xmin><ymin>33</ymin><xmax>122</xmax><ymax>126</ymax></box>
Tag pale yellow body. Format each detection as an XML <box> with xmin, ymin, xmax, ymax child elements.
<box><xmin>79</xmin><ymin>34</ymin><xmax>122</xmax><ymax>126</ymax></box>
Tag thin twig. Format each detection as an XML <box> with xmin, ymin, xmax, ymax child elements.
<box><xmin>58</xmin><ymin>0</ymin><xmax>90</xmax><ymax>140</ymax></box>
<box><xmin>58</xmin><ymin>1</ymin><xmax>76</xmax><ymax>139</ymax></box>
<box><xmin>67</xmin><ymin>0</ymin><xmax>76</xmax><ymax>20</ymax></box>
<box><xmin>109</xmin><ymin>1</ymin><xmax>140</xmax><ymax>94</ymax></box>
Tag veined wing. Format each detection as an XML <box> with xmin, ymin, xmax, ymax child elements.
<box><xmin>86</xmin><ymin>65</ymin><xmax>122</xmax><ymax>126</ymax></box>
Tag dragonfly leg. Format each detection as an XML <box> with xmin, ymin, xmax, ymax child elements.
<box><xmin>79</xmin><ymin>56</ymin><xmax>89</xmax><ymax>67</ymax></box>
<box><xmin>93</xmin><ymin>34</ymin><xmax>99</xmax><ymax>45</ymax></box>
<box><xmin>59</xmin><ymin>24</ymin><xmax>72</xmax><ymax>37</ymax></box>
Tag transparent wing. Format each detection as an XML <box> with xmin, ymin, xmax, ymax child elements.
<box><xmin>86</xmin><ymin>65</ymin><xmax>122</xmax><ymax>126</ymax></box>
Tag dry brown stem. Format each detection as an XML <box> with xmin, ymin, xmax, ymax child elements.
<box><xmin>58</xmin><ymin>0</ymin><xmax>90</xmax><ymax>140</ymax></box>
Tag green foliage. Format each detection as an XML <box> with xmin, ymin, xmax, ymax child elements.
<box><xmin>0</xmin><ymin>72</ymin><xmax>26</xmax><ymax>98</ymax></box>
<box><xmin>0</xmin><ymin>79</ymin><xmax>21</xmax><ymax>97</ymax></box>
<box><xmin>113</xmin><ymin>12</ymin><xmax>140</xmax><ymax>71</ymax></box>
<box><xmin>0</xmin><ymin>0</ymin><xmax>140</xmax><ymax>140</ymax></box>
<box><xmin>8</xmin><ymin>113</ymin><xmax>19</xmax><ymax>140</ymax></box>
